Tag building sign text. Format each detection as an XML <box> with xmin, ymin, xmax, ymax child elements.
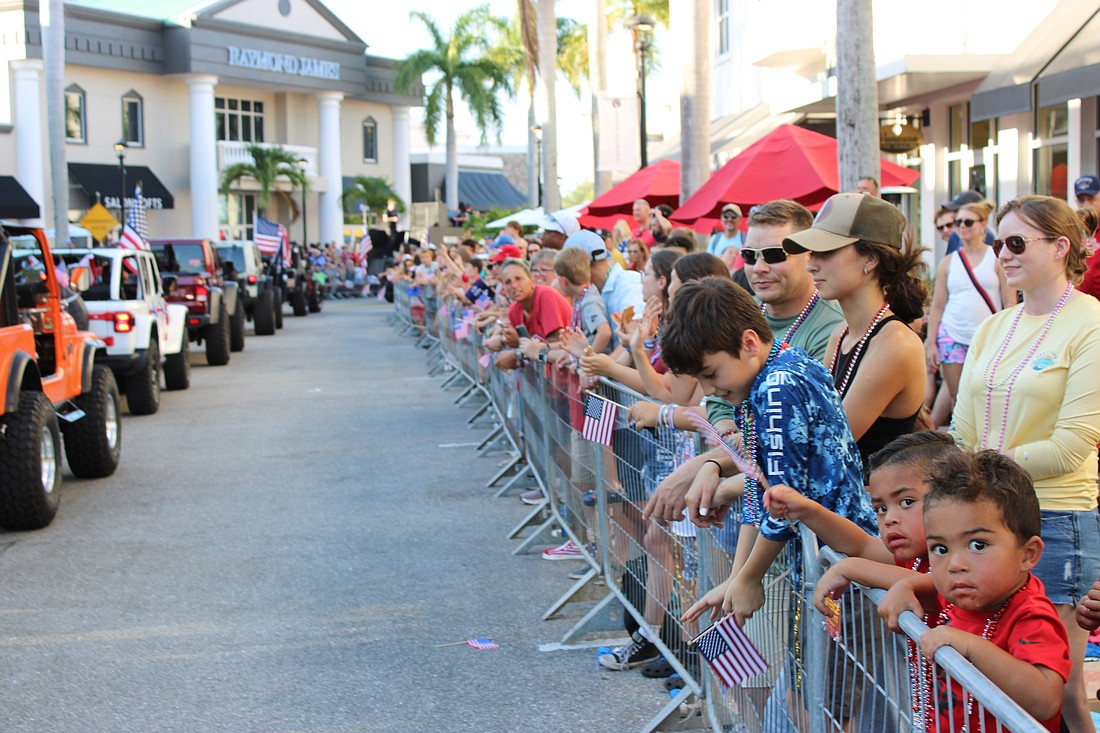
<box><xmin>228</xmin><ymin>47</ymin><xmax>340</xmax><ymax>81</ymax></box>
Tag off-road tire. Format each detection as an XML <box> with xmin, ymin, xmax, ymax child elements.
<box><xmin>0</xmin><ymin>390</ymin><xmax>62</xmax><ymax>530</ymax></box>
<box><xmin>274</xmin><ymin>288</ymin><xmax>284</xmax><ymax>329</ymax></box>
<box><xmin>62</xmin><ymin>365</ymin><xmax>122</xmax><ymax>478</ymax></box>
<box><xmin>205</xmin><ymin>303</ymin><xmax>231</xmax><ymax>366</ymax></box>
<box><xmin>292</xmin><ymin>287</ymin><xmax>308</xmax><ymax>317</ymax></box>
<box><xmin>230</xmin><ymin>296</ymin><xmax>246</xmax><ymax>352</ymax></box>
<box><xmin>125</xmin><ymin>338</ymin><xmax>161</xmax><ymax>415</ymax></box>
<box><xmin>254</xmin><ymin>289</ymin><xmax>275</xmax><ymax>335</ymax></box>
<box><xmin>164</xmin><ymin>327</ymin><xmax>190</xmax><ymax>390</ymax></box>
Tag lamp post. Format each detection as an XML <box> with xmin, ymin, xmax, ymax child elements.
<box><xmin>628</xmin><ymin>14</ymin><xmax>654</xmax><ymax>170</ymax></box>
<box><xmin>530</xmin><ymin>124</ymin><xmax>543</xmax><ymax>207</ymax></box>
<box><xmin>114</xmin><ymin>140</ymin><xmax>128</xmax><ymax>229</ymax></box>
<box><xmin>297</xmin><ymin>157</ymin><xmax>308</xmax><ymax>249</ymax></box>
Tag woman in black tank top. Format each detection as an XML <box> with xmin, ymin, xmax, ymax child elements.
<box><xmin>782</xmin><ymin>194</ymin><xmax>929</xmax><ymax>474</ymax></box>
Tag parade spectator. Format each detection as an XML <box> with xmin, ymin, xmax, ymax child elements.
<box><xmin>944</xmin><ymin>190</ymin><xmax>994</xmax><ymax>255</ymax></box>
<box><xmin>538</xmin><ymin>212</ymin><xmax>580</xmax><ymax>251</ymax></box>
<box><xmin>613</xmin><ymin>220</ymin><xmax>634</xmax><ymax>252</ymax></box>
<box><xmin>595</xmin><ymin>227</ymin><xmax>630</xmax><ymax>270</ymax></box>
<box><xmin>1075</xmin><ymin>175</ymin><xmax>1098</xmax><ymax>210</ymax></box>
<box><xmin>562</xmin><ymin>229</ymin><xmax>645</xmax><ymax>323</ymax></box>
<box><xmin>706</xmin><ymin>203</ymin><xmax>744</xmax><ymax>257</ymax></box>
<box><xmin>483</xmin><ymin>258</ymin><xmax>571</xmax><ymax>369</ymax></box>
<box><xmin>856</xmin><ymin>176</ymin><xmax>880</xmax><ymax>197</ymax></box>
<box><xmin>632</xmin><ymin>199</ymin><xmax>656</xmax><ymax>247</ymax></box>
<box><xmin>626</xmin><ymin>238</ymin><xmax>649</xmax><ymax>273</ymax></box>
<box><xmin>933</xmin><ymin>205</ymin><xmax>956</xmax><ymax>245</ymax></box>
<box><xmin>924</xmin><ymin>199</ymin><xmax>1014</xmax><ymax>428</ymax></box>
<box><xmin>502</xmin><ymin>220</ymin><xmax>529</xmax><ymax>255</ymax></box>
<box><xmin>1077</xmin><ymin>207</ymin><xmax>1100</xmax><ymax>301</ymax></box>
<box><xmin>552</xmin><ymin>245</ymin><xmax>613</xmax><ymax>355</ymax></box>
<box><xmin>951</xmin><ymin>194</ymin><xmax>1100</xmax><ymax>730</ymax></box>
<box><xmin>649</xmin><ymin>208</ymin><xmax>673</xmax><ymax>245</ymax></box>
<box><xmin>529</xmin><ymin>248</ymin><xmax>559</xmax><ymax>288</ymax></box>
<box><xmin>665</xmin><ymin>228</ymin><xmax>698</xmax><ymax>252</ymax></box>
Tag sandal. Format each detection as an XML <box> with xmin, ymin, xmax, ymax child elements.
<box><xmin>640</xmin><ymin>657</ymin><xmax>675</xmax><ymax>678</ymax></box>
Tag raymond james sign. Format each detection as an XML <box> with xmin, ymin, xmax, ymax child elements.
<box><xmin>228</xmin><ymin>46</ymin><xmax>340</xmax><ymax>80</ymax></box>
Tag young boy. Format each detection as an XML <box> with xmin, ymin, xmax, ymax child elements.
<box><xmin>553</xmin><ymin>243</ymin><xmax>613</xmax><ymax>355</ymax></box>
<box><xmin>882</xmin><ymin>450</ymin><xmax>1070</xmax><ymax>733</ymax></box>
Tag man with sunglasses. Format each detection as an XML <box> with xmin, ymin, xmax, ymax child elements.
<box><xmin>706</xmin><ymin>203</ymin><xmax>744</xmax><ymax>258</ymax></box>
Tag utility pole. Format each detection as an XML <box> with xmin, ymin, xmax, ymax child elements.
<box><xmin>679</xmin><ymin>0</ymin><xmax>711</xmax><ymax>202</ymax></box>
<box><xmin>836</xmin><ymin>0</ymin><xmax>880</xmax><ymax>193</ymax></box>
<box><xmin>41</xmin><ymin>0</ymin><xmax>68</xmax><ymax>242</ymax></box>
<box><xmin>537</xmin><ymin>0</ymin><xmax>561</xmax><ymax>212</ymax></box>
<box><xmin>589</xmin><ymin>0</ymin><xmax>611</xmax><ymax>197</ymax></box>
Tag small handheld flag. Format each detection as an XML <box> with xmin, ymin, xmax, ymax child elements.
<box><xmin>690</xmin><ymin>615</ymin><xmax>767</xmax><ymax>687</ymax></box>
<box><xmin>581</xmin><ymin>393</ymin><xmax>617</xmax><ymax>446</ymax></box>
<box><xmin>686</xmin><ymin>412</ymin><xmax>769</xmax><ymax>490</ymax></box>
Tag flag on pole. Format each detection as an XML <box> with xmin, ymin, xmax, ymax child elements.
<box><xmin>120</xmin><ymin>183</ymin><xmax>148</xmax><ymax>250</ymax></box>
<box><xmin>278</xmin><ymin>223</ymin><xmax>292</xmax><ymax>269</ymax></box>
<box><xmin>255</xmin><ymin>215</ymin><xmax>282</xmax><ymax>254</ymax></box>
<box><xmin>359</xmin><ymin>232</ymin><xmax>373</xmax><ymax>257</ymax></box>
<box><xmin>581</xmin><ymin>393</ymin><xmax>617</xmax><ymax>446</ymax></box>
<box><xmin>692</xmin><ymin>615</ymin><xmax>768</xmax><ymax>687</ymax></box>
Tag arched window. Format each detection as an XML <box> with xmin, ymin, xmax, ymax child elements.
<box><xmin>122</xmin><ymin>90</ymin><xmax>144</xmax><ymax>147</ymax></box>
<box><xmin>65</xmin><ymin>84</ymin><xmax>86</xmax><ymax>143</ymax></box>
<box><xmin>362</xmin><ymin>116</ymin><xmax>377</xmax><ymax>163</ymax></box>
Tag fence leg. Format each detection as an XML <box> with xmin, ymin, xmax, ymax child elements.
<box><xmin>507</xmin><ymin>499</ymin><xmax>548</xmax><ymax>539</ymax></box>
<box><xmin>466</xmin><ymin>400</ymin><xmax>492</xmax><ymax>426</ymax></box>
<box><xmin>486</xmin><ymin>453</ymin><xmax>524</xmax><ymax>488</ymax></box>
<box><xmin>475</xmin><ymin>424</ymin><xmax>503</xmax><ymax>452</ymax></box>
<box><xmin>494</xmin><ymin>464</ymin><xmax>535</xmax><ymax>497</ymax></box>
<box><xmin>452</xmin><ymin>382</ymin><xmax>477</xmax><ymax>404</ymax></box>
<box><xmin>439</xmin><ymin>370</ymin><xmax>465</xmax><ymax>390</ymax></box>
<box><xmin>642</xmin><ymin>687</ymin><xmax>707</xmax><ymax>733</ymax></box>
<box><xmin>558</xmin><ymin>590</ymin><xmax>624</xmax><ymax>643</ymax></box>
<box><xmin>511</xmin><ymin>515</ymin><xmax>559</xmax><ymax>556</ymax></box>
<box><xmin>542</xmin><ymin>569</ymin><xmax>605</xmax><ymax>620</ymax></box>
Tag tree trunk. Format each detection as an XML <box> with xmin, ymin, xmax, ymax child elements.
<box><xmin>41</xmin><ymin>0</ymin><xmax>67</xmax><ymax>239</ymax></box>
<box><xmin>836</xmin><ymin>0</ymin><xmax>879</xmax><ymax>193</ymax></box>
<box><xmin>527</xmin><ymin>102</ymin><xmax>539</xmax><ymax>209</ymax></box>
<box><xmin>589</xmin><ymin>0</ymin><xmax>611</xmax><ymax>198</ymax></box>
<box><xmin>445</xmin><ymin>87</ymin><xmax>459</xmax><ymax>213</ymax></box>
<box><xmin>537</xmin><ymin>0</ymin><xmax>561</xmax><ymax>212</ymax></box>
<box><xmin>679</xmin><ymin>0</ymin><xmax>710</xmax><ymax>203</ymax></box>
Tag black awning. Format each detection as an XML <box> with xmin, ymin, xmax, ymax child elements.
<box><xmin>69</xmin><ymin>162</ymin><xmax>175</xmax><ymax>210</ymax></box>
<box><xmin>442</xmin><ymin>171</ymin><xmax>527</xmax><ymax>211</ymax></box>
<box><xmin>0</xmin><ymin>176</ymin><xmax>40</xmax><ymax>219</ymax></box>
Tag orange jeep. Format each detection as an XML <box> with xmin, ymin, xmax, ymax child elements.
<box><xmin>0</xmin><ymin>225</ymin><xmax>122</xmax><ymax>530</ymax></box>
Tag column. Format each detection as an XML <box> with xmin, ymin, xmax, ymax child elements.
<box><xmin>392</xmin><ymin>106</ymin><xmax>411</xmax><ymax>230</ymax></box>
<box><xmin>11</xmin><ymin>59</ymin><xmax>45</xmax><ymax>225</ymax></box>
<box><xmin>317</xmin><ymin>91</ymin><xmax>343</xmax><ymax>247</ymax></box>
<box><xmin>1068</xmin><ymin>98</ymin><xmax>1081</xmax><ymax>207</ymax></box>
<box><xmin>185</xmin><ymin>74</ymin><xmax>219</xmax><ymax>240</ymax></box>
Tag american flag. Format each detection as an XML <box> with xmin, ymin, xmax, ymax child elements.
<box><xmin>692</xmin><ymin>615</ymin><xmax>768</xmax><ymax>687</ymax></box>
<box><xmin>465</xmin><ymin>637</ymin><xmax>499</xmax><ymax>650</ymax></box>
<box><xmin>581</xmin><ymin>393</ymin><xmax>617</xmax><ymax>446</ymax></box>
<box><xmin>255</xmin><ymin>215</ymin><xmax>282</xmax><ymax>254</ymax></box>
<box><xmin>120</xmin><ymin>183</ymin><xmax>148</xmax><ymax>250</ymax></box>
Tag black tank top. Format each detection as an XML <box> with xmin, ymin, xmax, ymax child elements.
<box><xmin>832</xmin><ymin>315</ymin><xmax>920</xmax><ymax>471</ymax></box>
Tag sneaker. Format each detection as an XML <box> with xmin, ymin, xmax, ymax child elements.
<box><xmin>520</xmin><ymin>489</ymin><xmax>545</xmax><ymax>506</ymax></box>
<box><xmin>598</xmin><ymin>630</ymin><xmax>660</xmax><ymax>671</ymax></box>
<box><xmin>568</xmin><ymin>562</ymin><xmax>592</xmax><ymax>580</ymax></box>
<box><xmin>542</xmin><ymin>540</ymin><xmax>583</xmax><ymax>560</ymax></box>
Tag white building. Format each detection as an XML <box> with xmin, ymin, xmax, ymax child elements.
<box><xmin>0</xmin><ymin>0</ymin><xmax>420</xmax><ymax>245</ymax></box>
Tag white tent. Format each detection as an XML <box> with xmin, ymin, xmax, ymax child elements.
<box><xmin>485</xmin><ymin>207</ymin><xmax>545</xmax><ymax>229</ymax></box>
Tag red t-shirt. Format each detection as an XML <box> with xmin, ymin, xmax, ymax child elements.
<box><xmin>930</xmin><ymin>574</ymin><xmax>1069</xmax><ymax>733</ymax></box>
<box><xmin>632</xmin><ymin>225</ymin><xmax>656</xmax><ymax>247</ymax></box>
<box><xmin>1079</xmin><ymin>251</ymin><xmax>1100</xmax><ymax>301</ymax></box>
<box><xmin>507</xmin><ymin>285</ymin><xmax>572</xmax><ymax>340</ymax></box>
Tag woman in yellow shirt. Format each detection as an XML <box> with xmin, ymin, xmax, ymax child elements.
<box><xmin>952</xmin><ymin>194</ymin><xmax>1100</xmax><ymax>731</ymax></box>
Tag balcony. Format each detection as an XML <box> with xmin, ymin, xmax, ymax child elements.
<box><xmin>216</xmin><ymin>141</ymin><xmax>322</xmax><ymax>190</ymax></box>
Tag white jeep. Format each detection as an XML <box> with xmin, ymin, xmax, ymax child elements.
<box><xmin>54</xmin><ymin>247</ymin><xmax>190</xmax><ymax>415</ymax></box>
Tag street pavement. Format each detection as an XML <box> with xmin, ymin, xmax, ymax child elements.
<box><xmin>0</xmin><ymin>298</ymin><xmax>661</xmax><ymax>732</ymax></box>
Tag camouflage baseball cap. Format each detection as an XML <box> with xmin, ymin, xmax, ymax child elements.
<box><xmin>783</xmin><ymin>193</ymin><xmax>907</xmax><ymax>252</ymax></box>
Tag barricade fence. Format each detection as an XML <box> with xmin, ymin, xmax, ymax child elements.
<box><xmin>393</xmin><ymin>285</ymin><xmax>1048</xmax><ymax>733</ymax></box>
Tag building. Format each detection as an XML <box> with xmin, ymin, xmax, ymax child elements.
<box><xmin>0</xmin><ymin>0</ymin><xmax>420</xmax><ymax>245</ymax></box>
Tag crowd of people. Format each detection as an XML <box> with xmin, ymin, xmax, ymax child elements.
<box><xmin>393</xmin><ymin>179</ymin><xmax>1100</xmax><ymax>732</ymax></box>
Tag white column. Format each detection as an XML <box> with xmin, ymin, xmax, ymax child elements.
<box><xmin>392</xmin><ymin>105</ymin><xmax>411</xmax><ymax>230</ymax></box>
<box><xmin>11</xmin><ymin>59</ymin><xmax>45</xmax><ymax>225</ymax></box>
<box><xmin>317</xmin><ymin>91</ymin><xmax>343</xmax><ymax>246</ymax></box>
<box><xmin>1068</xmin><ymin>98</ymin><xmax>1082</xmax><ymax>207</ymax></box>
<box><xmin>186</xmin><ymin>74</ymin><xmax>219</xmax><ymax>240</ymax></box>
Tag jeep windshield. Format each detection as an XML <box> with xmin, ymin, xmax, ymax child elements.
<box><xmin>216</xmin><ymin>245</ymin><xmax>247</xmax><ymax>273</ymax></box>
<box><xmin>151</xmin><ymin>243</ymin><xmax>205</xmax><ymax>275</ymax></box>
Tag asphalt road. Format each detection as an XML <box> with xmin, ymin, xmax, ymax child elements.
<box><xmin>0</xmin><ymin>298</ymin><xmax>659</xmax><ymax>732</ymax></box>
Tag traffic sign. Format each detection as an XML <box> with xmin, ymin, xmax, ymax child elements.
<box><xmin>80</xmin><ymin>203</ymin><xmax>120</xmax><ymax>241</ymax></box>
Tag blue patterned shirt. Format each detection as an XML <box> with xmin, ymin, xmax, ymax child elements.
<box><xmin>744</xmin><ymin>348</ymin><xmax>876</xmax><ymax>544</ymax></box>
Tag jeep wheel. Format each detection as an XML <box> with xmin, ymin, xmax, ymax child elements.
<box><xmin>292</xmin><ymin>287</ymin><xmax>308</xmax><ymax>317</ymax></box>
<box><xmin>0</xmin><ymin>390</ymin><xmax>62</xmax><ymax>530</ymax></box>
<box><xmin>230</xmin><ymin>296</ymin><xmax>246</xmax><ymax>352</ymax></box>
<box><xmin>254</xmin><ymin>289</ymin><xmax>275</xmax><ymax>336</ymax></box>
<box><xmin>164</xmin><ymin>327</ymin><xmax>190</xmax><ymax>390</ymax></box>
<box><xmin>62</xmin><ymin>365</ymin><xmax>122</xmax><ymax>479</ymax></box>
<box><xmin>274</xmin><ymin>288</ymin><xmax>284</xmax><ymax>329</ymax></box>
<box><xmin>125</xmin><ymin>338</ymin><xmax>161</xmax><ymax>415</ymax></box>
<box><xmin>205</xmin><ymin>303</ymin><xmax>231</xmax><ymax>366</ymax></box>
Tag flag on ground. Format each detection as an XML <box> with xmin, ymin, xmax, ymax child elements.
<box><xmin>465</xmin><ymin>638</ymin><xmax>499</xmax><ymax>650</ymax></box>
<box><xmin>581</xmin><ymin>393</ymin><xmax>617</xmax><ymax>446</ymax></box>
<box><xmin>255</xmin><ymin>215</ymin><xmax>282</xmax><ymax>254</ymax></box>
<box><xmin>692</xmin><ymin>615</ymin><xmax>768</xmax><ymax>687</ymax></box>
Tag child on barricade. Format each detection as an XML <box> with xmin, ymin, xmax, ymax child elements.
<box><xmin>879</xmin><ymin>450</ymin><xmax>1070</xmax><ymax>733</ymax></box>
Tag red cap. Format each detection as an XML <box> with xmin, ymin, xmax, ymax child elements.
<box><xmin>489</xmin><ymin>244</ymin><xmax>523</xmax><ymax>263</ymax></box>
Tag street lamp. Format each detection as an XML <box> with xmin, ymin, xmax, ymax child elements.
<box><xmin>114</xmin><ymin>140</ymin><xmax>128</xmax><ymax>228</ymax></box>
<box><xmin>628</xmin><ymin>13</ymin><xmax>655</xmax><ymax>170</ymax></box>
<box><xmin>297</xmin><ymin>157</ymin><xmax>308</xmax><ymax>249</ymax></box>
<box><xmin>530</xmin><ymin>124</ymin><xmax>543</xmax><ymax>207</ymax></box>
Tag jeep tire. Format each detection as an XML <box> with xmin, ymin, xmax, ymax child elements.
<box><xmin>125</xmin><ymin>338</ymin><xmax>161</xmax><ymax>415</ymax></box>
<box><xmin>62</xmin><ymin>365</ymin><xmax>122</xmax><ymax>479</ymax></box>
<box><xmin>230</xmin><ymin>296</ymin><xmax>246</xmax><ymax>352</ymax></box>
<box><xmin>205</xmin><ymin>303</ymin><xmax>231</xmax><ymax>366</ymax></box>
<box><xmin>0</xmin><ymin>390</ymin><xmax>62</xmax><ymax>530</ymax></box>
<box><xmin>308</xmin><ymin>285</ymin><xmax>322</xmax><ymax>313</ymax></box>
<box><xmin>292</xmin><ymin>286</ymin><xmax>307</xmax><ymax>317</ymax></box>
<box><xmin>274</xmin><ymin>287</ymin><xmax>284</xmax><ymax>329</ymax></box>
<box><xmin>164</xmin><ymin>327</ymin><xmax>190</xmax><ymax>390</ymax></box>
<box><xmin>254</xmin><ymin>289</ymin><xmax>275</xmax><ymax>336</ymax></box>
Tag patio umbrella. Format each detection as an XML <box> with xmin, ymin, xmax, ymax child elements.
<box><xmin>671</xmin><ymin>125</ymin><xmax>921</xmax><ymax>232</ymax></box>
<box><xmin>578</xmin><ymin>159</ymin><xmax>681</xmax><ymax>228</ymax></box>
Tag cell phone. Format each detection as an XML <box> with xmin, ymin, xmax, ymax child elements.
<box><xmin>515</xmin><ymin>325</ymin><xmax>530</xmax><ymax>339</ymax></box>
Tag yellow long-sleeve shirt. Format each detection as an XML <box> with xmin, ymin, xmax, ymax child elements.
<box><xmin>953</xmin><ymin>294</ymin><xmax>1100</xmax><ymax>511</ymax></box>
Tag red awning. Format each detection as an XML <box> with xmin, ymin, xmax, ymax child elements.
<box><xmin>671</xmin><ymin>125</ymin><xmax>920</xmax><ymax>232</ymax></box>
<box><xmin>579</xmin><ymin>159</ymin><xmax>681</xmax><ymax>228</ymax></box>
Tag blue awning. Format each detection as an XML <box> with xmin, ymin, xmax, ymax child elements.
<box><xmin>442</xmin><ymin>171</ymin><xmax>527</xmax><ymax>211</ymax></box>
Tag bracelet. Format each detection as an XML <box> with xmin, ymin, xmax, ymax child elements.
<box><xmin>623</xmin><ymin>346</ymin><xmax>631</xmax><ymax>354</ymax></box>
<box><xmin>702</xmin><ymin>459</ymin><xmax>723</xmax><ymax>473</ymax></box>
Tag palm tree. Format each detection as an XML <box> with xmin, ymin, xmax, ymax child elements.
<box><xmin>218</xmin><ymin>144</ymin><xmax>307</xmax><ymax>220</ymax></box>
<box><xmin>537</xmin><ymin>0</ymin><xmax>560</xmax><ymax>212</ymax></box>
<box><xmin>341</xmin><ymin>176</ymin><xmax>404</xmax><ymax>225</ymax></box>
<box><xmin>396</xmin><ymin>7</ymin><xmax>513</xmax><ymax>213</ymax></box>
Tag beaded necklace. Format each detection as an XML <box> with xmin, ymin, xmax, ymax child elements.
<box><xmin>903</xmin><ymin>557</ymin><xmax>934</xmax><ymax>732</ymax></box>
<box><xmin>829</xmin><ymin>301</ymin><xmax>891</xmax><ymax>397</ymax></box>
<box><xmin>570</xmin><ymin>284</ymin><xmax>593</xmax><ymax>331</ymax></box>
<box><xmin>760</xmin><ymin>290</ymin><xmax>820</xmax><ymax>358</ymax></box>
<box><xmin>979</xmin><ymin>283</ymin><xmax>1074</xmax><ymax>451</ymax></box>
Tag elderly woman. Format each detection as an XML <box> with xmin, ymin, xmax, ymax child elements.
<box><xmin>952</xmin><ymin>195</ymin><xmax>1100</xmax><ymax>730</ymax></box>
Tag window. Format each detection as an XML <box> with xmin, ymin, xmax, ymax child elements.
<box><xmin>121</xmin><ymin>90</ymin><xmax>143</xmax><ymax>147</ymax></box>
<box><xmin>218</xmin><ymin>192</ymin><xmax>257</xmax><ymax>241</ymax></box>
<box><xmin>65</xmin><ymin>85</ymin><xmax>86</xmax><ymax>143</ymax></box>
<box><xmin>362</xmin><ymin>117</ymin><xmax>377</xmax><ymax>162</ymax></box>
<box><xmin>215</xmin><ymin>97</ymin><xmax>265</xmax><ymax>143</ymax></box>
<box><xmin>717</xmin><ymin>0</ymin><xmax>730</xmax><ymax>56</ymax></box>
<box><xmin>1034</xmin><ymin>102</ymin><xmax>1069</xmax><ymax>200</ymax></box>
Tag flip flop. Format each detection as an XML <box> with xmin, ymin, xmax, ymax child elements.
<box><xmin>640</xmin><ymin>658</ymin><xmax>675</xmax><ymax>678</ymax></box>
<box><xmin>664</xmin><ymin>673</ymin><xmax>685</xmax><ymax>692</ymax></box>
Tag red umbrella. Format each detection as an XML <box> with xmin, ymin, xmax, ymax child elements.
<box><xmin>578</xmin><ymin>159</ymin><xmax>681</xmax><ymax>227</ymax></box>
<box><xmin>671</xmin><ymin>125</ymin><xmax>920</xmax><ymax>232</ymax></box>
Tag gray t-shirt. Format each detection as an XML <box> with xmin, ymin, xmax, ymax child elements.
<box><xmin>576</xmin><ymin>284</ymin><xmax>613</xmax><ymax>353</ymax></box>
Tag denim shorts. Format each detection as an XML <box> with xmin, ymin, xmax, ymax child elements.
<box><xmin>1033</xmin><ymin>508</ymin><xmax>1100</xmax><ymax>605</ymax></box>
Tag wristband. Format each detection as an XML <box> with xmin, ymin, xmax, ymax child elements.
<box><xmin>702</xmin><ymin>459</ymin><xmax>723</xmax><ymax>473</ymax></box>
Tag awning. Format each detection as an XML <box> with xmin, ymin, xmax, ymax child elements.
<box><xmin>69</xmin><ymin>163</ymin><xmax>175</xmax><ymax>209</ymax></box>
<box><xmin>1037</xmin><ymin>6</ymin><xmax>1100</xmax><ymax>108</ymax></box>
<box><xmin>0</xmin><ymin>176</ymin><xmax>40</xmax><ymax>219</ymax></box>
<box><xmin>971</xmin><ymin>1</ymin><xmax>1100</xmax><ymax>122</ymax></box>
<box><xmin>441</xmin><ymin>171</ymin><xmax>526</xmax><ymax>211</ymax></box>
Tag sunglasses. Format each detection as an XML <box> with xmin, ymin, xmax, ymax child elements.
<box><xmin>935</xmin><ymin>221</ymin><xmax>955</xmax><ymax>232</ymax></box>
<box><xmin>722</xmin><ymin>212</ymin><xmax>741</xmax><ymax>219</ymax></box>
<box><xmin>741</xmin><ymin>247</ymin><xmax>788</xmax><ymax>265</ymax></box>
<box><xmin>955</xmin><ymin>218</ymin><xmax>981</xmax><ymax>228</ymax></box>
<box><xmin>992</xmin><ymin>235</ymin><xmax>1056</xmax><ymax>256</ymax></box>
